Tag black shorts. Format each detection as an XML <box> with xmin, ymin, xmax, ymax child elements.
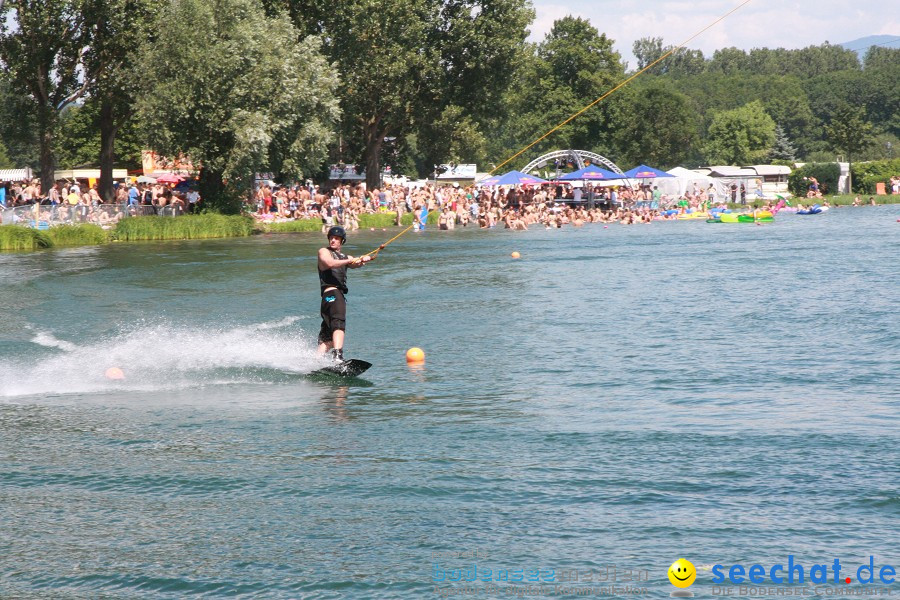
<box><xmin>318</xmin><ymin>289</ymin><xmax>346</xmax><ymax>344</ymax></box>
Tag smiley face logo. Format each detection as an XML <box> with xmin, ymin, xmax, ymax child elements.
<box><xmin>668</xmin><ymin>558</ymin><xmax>696</xmax><ymax>588</ymax></box>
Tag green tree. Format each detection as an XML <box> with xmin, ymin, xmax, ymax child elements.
<box><xmin>806</xmin><ymin>70</ymin><xmax>869</xmax><ymax>125</ymax></box>
<box><xmin>861</xmin><ymin>51</ymin><xmax>900</xmax><ymax>137</ymax></box>
<box><xmin>0</xmin><ymin>0</ymin><xmax>88</xmax><ymax>191</ymax></box>
<box><xmin>615</xmin><ymin>84</ymin><xmax>698</xmax><ymax>168</ymax></box>
<box><xmin>746</xmin><ymin>48</ymin><xmax>783</xmax><ymax>75</ymax></box>
<box><xmin>769</xmin><ymin>125</ymin><xmax>797</xmax><ymax>161</ymax></box>
<box><xmin>137</xmin><ymin>0</ymin><xmax>339</xmax><ymax>212</ymax></box>
<box><xmin>0</xmin><ymin>77</ymin><xmax>39</xmax><ymax>168</ymax></box>
<box><xmin>665</xmin><ymin>48</ymin><xmax>705</xmax><ymax>78</ymax></box>
<box><xmin>704</xmin><ymin>100</ymin><xmax>776</xmax><ymax>165</ymax></box>
<box><xmin>277</xmin><ymin>0</ymin><xmax>533</xmax><ymax>187</ymax></box>
<box><xmin>418</xmin><ymin>105</ymin><xmax>488</xmax><ymax>168</ymax></box>
<box><xmin>55</xmin><ymin>100</ymin><xmax>144</xmax><ymax>171</ymax></box>
<box><xmin>708</xmin><ymin>43</ymin><xmax>858</xmax><ymax>78</ymax></box>
<box><xmin>707</xmin><ymin>47</ymin><xmax>748</xmax><ymax>74</ymax></box>
<box><xmin>790</xmin><ymin>43</ymin><xmax>860</xmax><ymax>77</ymax></box>
<box><xmin>0</xmin><ymin>140</ymin><xmax>13</xmax><ymax>168</ymax></box>
<box><xmin>55</xmin><ymin>104</ymin><xmax>100</xmax><ymax>169</ymax></box>
<box><xmin>631</xmin><ymin>37</ymin><xmax>704</xmax><ymax>77</ymax></box>
<box><xmin>496</xmin><ymin>16</ymin><xmax>625</xmax><ymax>166</ymax></box>
<box><xmin>81</xmin><ymin>0</ymin><xmax>159</xmax><ymax>200</ymax></box>
<box><xmin>863</xmin><ymin>46</ymin><xmax>900</xmax><ymax>71</ymax></box>
<box><xmin>632</xmin><ymin>37</ymin><xmax>664</xmax><ymax>72</ymax></box>
<box><xmin>825</xmin><ymin>104</ymin><xmax>874</xmax><ymax>192</ymax></box>
<box><xmin>761</xmin><ymin>90</ymin><xmax>817</xmax><ymax>156</ymax></box>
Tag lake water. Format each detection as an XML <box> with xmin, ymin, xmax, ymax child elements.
<box><xmin>1</xmin><ymin>206</ymin><xmax>898</xmax><ymax>598</ymax></box>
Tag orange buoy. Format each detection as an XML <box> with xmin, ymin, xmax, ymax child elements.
<box><xmin>105</xmin><ymin>367</ymin><xmax>125</xmax><ymax>380</ymax></box>
<box><xmin>511</xmin><ymin>251</ymin><xmax>521</xmax><ymax>259</ymax></box>
<box><xmin>406</xmin><ymin>347</ymin><xmax>425</xmax><ymax>363</ymax></box>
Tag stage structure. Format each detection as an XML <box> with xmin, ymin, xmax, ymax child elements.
<box><xmin>522</xmin><ymin>150</ymin><xmax>626</xmax><ymax>180</ymax></box>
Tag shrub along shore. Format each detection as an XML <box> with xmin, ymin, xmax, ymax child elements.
<box><xmin>0</xmin><ymin>214</ymin><xmax>257</xmax><ymax>250</ymax></box>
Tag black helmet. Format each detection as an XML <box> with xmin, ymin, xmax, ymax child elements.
<box><xmin>326</xmin><ymin>225</ymin><xmax>346</xmax><ymax>242</ymax></box>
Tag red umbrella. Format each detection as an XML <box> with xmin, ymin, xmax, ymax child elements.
<box><xmin>156</xmin><ymin>173</ymin><xmax>185</xmax><ymax>184</ymax></box>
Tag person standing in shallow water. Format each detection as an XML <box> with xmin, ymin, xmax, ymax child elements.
<box><xmin>317</xmin><ymin>226</ymin><xmax>374</xmax><ymax>361</ymax></box>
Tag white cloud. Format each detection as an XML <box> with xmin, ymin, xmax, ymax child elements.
<box><xmin>529</xmin><ymin>0</ymin><xmax>898</xmax><ymax>66</ymax></box>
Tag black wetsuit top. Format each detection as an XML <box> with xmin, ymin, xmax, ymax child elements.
<box><xmin>319</xmin><ymin>249</ymin><xmax>349</xmax><ymax>294</ymax></box>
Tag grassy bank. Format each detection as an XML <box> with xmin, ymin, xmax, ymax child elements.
<box><xmin>260</xmin><ymin>219</ymin><xmax>322</xmax><ymax>233</ymax></box>
<box><xmin>400</xmin><ymin>211</ymin><xmax>440</xmax><ymax>226</ymax></box>
<box><xmin>0</xmin><ymin>225</ymin><xmax>52</xmax><ymax>250</ymax></box>
<box><xmin>47</xmin><ymin>224</ymin><xmax>110</xmax><ymax>246</ymax></box>
<box><xmin>114</xmin><ymin>214</ymin><xmax>255</xmax><ymax>241</ymax></box>
<box><xmin>1</xmin><ymin>224</ymin><xmax>109</xmax><ymax>250</ymax></box>
<box><xmin>2</xmin><ymin>214</ymin><xmax>255</xmax><ymax>251</ymax></box>
<box><xmin>360</xmin><ymin>212</ymin><xmax>401</xmax><ymax>228</ymax></box>
<box><xmin>725</xmin><ymin>195</ymin><xmax>900</xmax><ymax>209</ymax></box>
<box><xmin>259</xmin><ymin>211</ymin><xmax>439</xmax><ymax>234</ymax></box>
<box><xmin>811</xmin><ymin>194</ymin><xmax>900</xmax><ymax>206</ymax></box>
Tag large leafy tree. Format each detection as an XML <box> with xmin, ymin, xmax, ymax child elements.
<box><xmin>418</xmin><ymin>105</ymin><xmax>489</xmax><ymax>168</ymax></box>
<box><xmin>633</xmin><ymin>37</ymin><xmax>664</xmax><ymax>72</ymax></box>
<box><xmin>790</xmin><ymin>43</ymin><xmax>860</xmax><ymax>77</ymax></box>
<box><xmin>707</xmin><ymin>47</ymin><xmax>748</xmax><ymax>74</ymax></box>
<box><xmin>861</xmin><ymin>48</ymin><xmax>900</xmax><ymax>137</ymax></box>
<box><xmin>495</xmin><ymin>16</ymin><xmax>625</xmax><ymax>167</ymax></box>
<box><xmin>825</xmin><ymin>104</ymin><xmax>873</xmax><ymax>191</ymax></box>
<box><xmin>137</xmin><ymin>0</ymin><xmax>339</xmax><ymax>212</ymax></box>
<box><xmin>704</xmin><ymin>100</ymin><xmax>776</xmax><ymax>165</ymax></box>
<box><xmin>664</xmin><ymin>47</ymin><xmax>706</xmax><ymax>78</ymax></box>
<box><xmin>632</xmin><ymin>37</ymin><xmax>704</xmax><ymax>77</ymax></box>
<box><xmin>761</xmin><ymin>90</ymin><xmax>818</xmax><ymax>157</ymax></box>
<box><xmin>863</xmin><ymin>46</ymin><xmax>900</xmax><ymax>71</ymax></box>
<box><xmin>614</xmin><ymin>84</ymin><xmax>698</xmax><ymax>168</ymax></box>
<box><xmin>275</xmin><ymin>0</ymin><xmax>533</xmax><ymax>187</ymax></box>
<box><xmin>80</xmin><ymin>0</ymin><xmax>158</xmax><ymax>200</ymax></box>
<box><xmin>0</xmin><ymin>0</ymin><xmax>88</xmax><ymax>191</ymax></box>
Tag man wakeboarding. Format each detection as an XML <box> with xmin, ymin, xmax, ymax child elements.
<box><xmin>317</xmin><ymin>226</ymin><xmax>373</xmax><ymax>362</ymax></box>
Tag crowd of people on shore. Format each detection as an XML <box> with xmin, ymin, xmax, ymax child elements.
<box><xmin>0</xmin><ymin>179</ymin><xmax>201</xmax><ymax>226</ymax></box>
<box><xmin>3</xmin><ymin>173</ymin><xmax>895</xmax><ymax>231</ymax></box>
<box><xmin>248</xmin><ymin>178</ymin><xmax>893</xmax><ymax>233</ymax></box>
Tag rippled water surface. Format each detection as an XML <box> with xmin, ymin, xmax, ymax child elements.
<box><xmin>1</xmin><ymin>207</ymin><xmax>898</xmax><ymax>598</ymax></box>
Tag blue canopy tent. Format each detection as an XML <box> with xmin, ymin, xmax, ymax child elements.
<box><xmin>622</xmin><ymin>164</ymin><xmax>674</xmax><ymax>179</ymax></box>
<box><xmin>476</xmin><ymin>170</ymin><xmax>549</xmax><ymax>187</ymax></box>
<box><xmin>558</xmin><ymin>165</ymin><xmax>621</xmax><ymax>181</ymax></box>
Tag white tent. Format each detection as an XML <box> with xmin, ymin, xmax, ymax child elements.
<box><xmin>0</xmin><ymin>168</ymin><xmax>34</xmax><ymax>182</ymax></box>
<box><xmin>655</xmin><ymin>167</ymin><xmax>728</xmax><ymax>199</ymax></box>
<box><xmin>55</xmin><ymin>168</ymin><xmax>129</xmax><ymax>181</ymax></box>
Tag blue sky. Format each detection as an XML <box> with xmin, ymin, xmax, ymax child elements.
<box><xmin>528</xmin><ymin>0</ymin><xmax>899</xmax><ymax>68</ymax></box>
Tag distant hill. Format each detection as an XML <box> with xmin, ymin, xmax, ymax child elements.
<box><xmin>838</xmin><ymin>35</ymin><xmax>900</xmax><ymax>61</ymax></box>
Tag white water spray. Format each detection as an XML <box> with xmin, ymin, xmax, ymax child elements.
<box><xmin>2</xmin><ymin>317</ymin><xmax>325</xmax><ymax>398</ymax></box>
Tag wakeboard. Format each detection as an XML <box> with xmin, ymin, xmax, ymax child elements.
<box><xmin>308</xmin><ymin>359</ymin><xmax>372</xmax><ymax>379</ymax></box>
